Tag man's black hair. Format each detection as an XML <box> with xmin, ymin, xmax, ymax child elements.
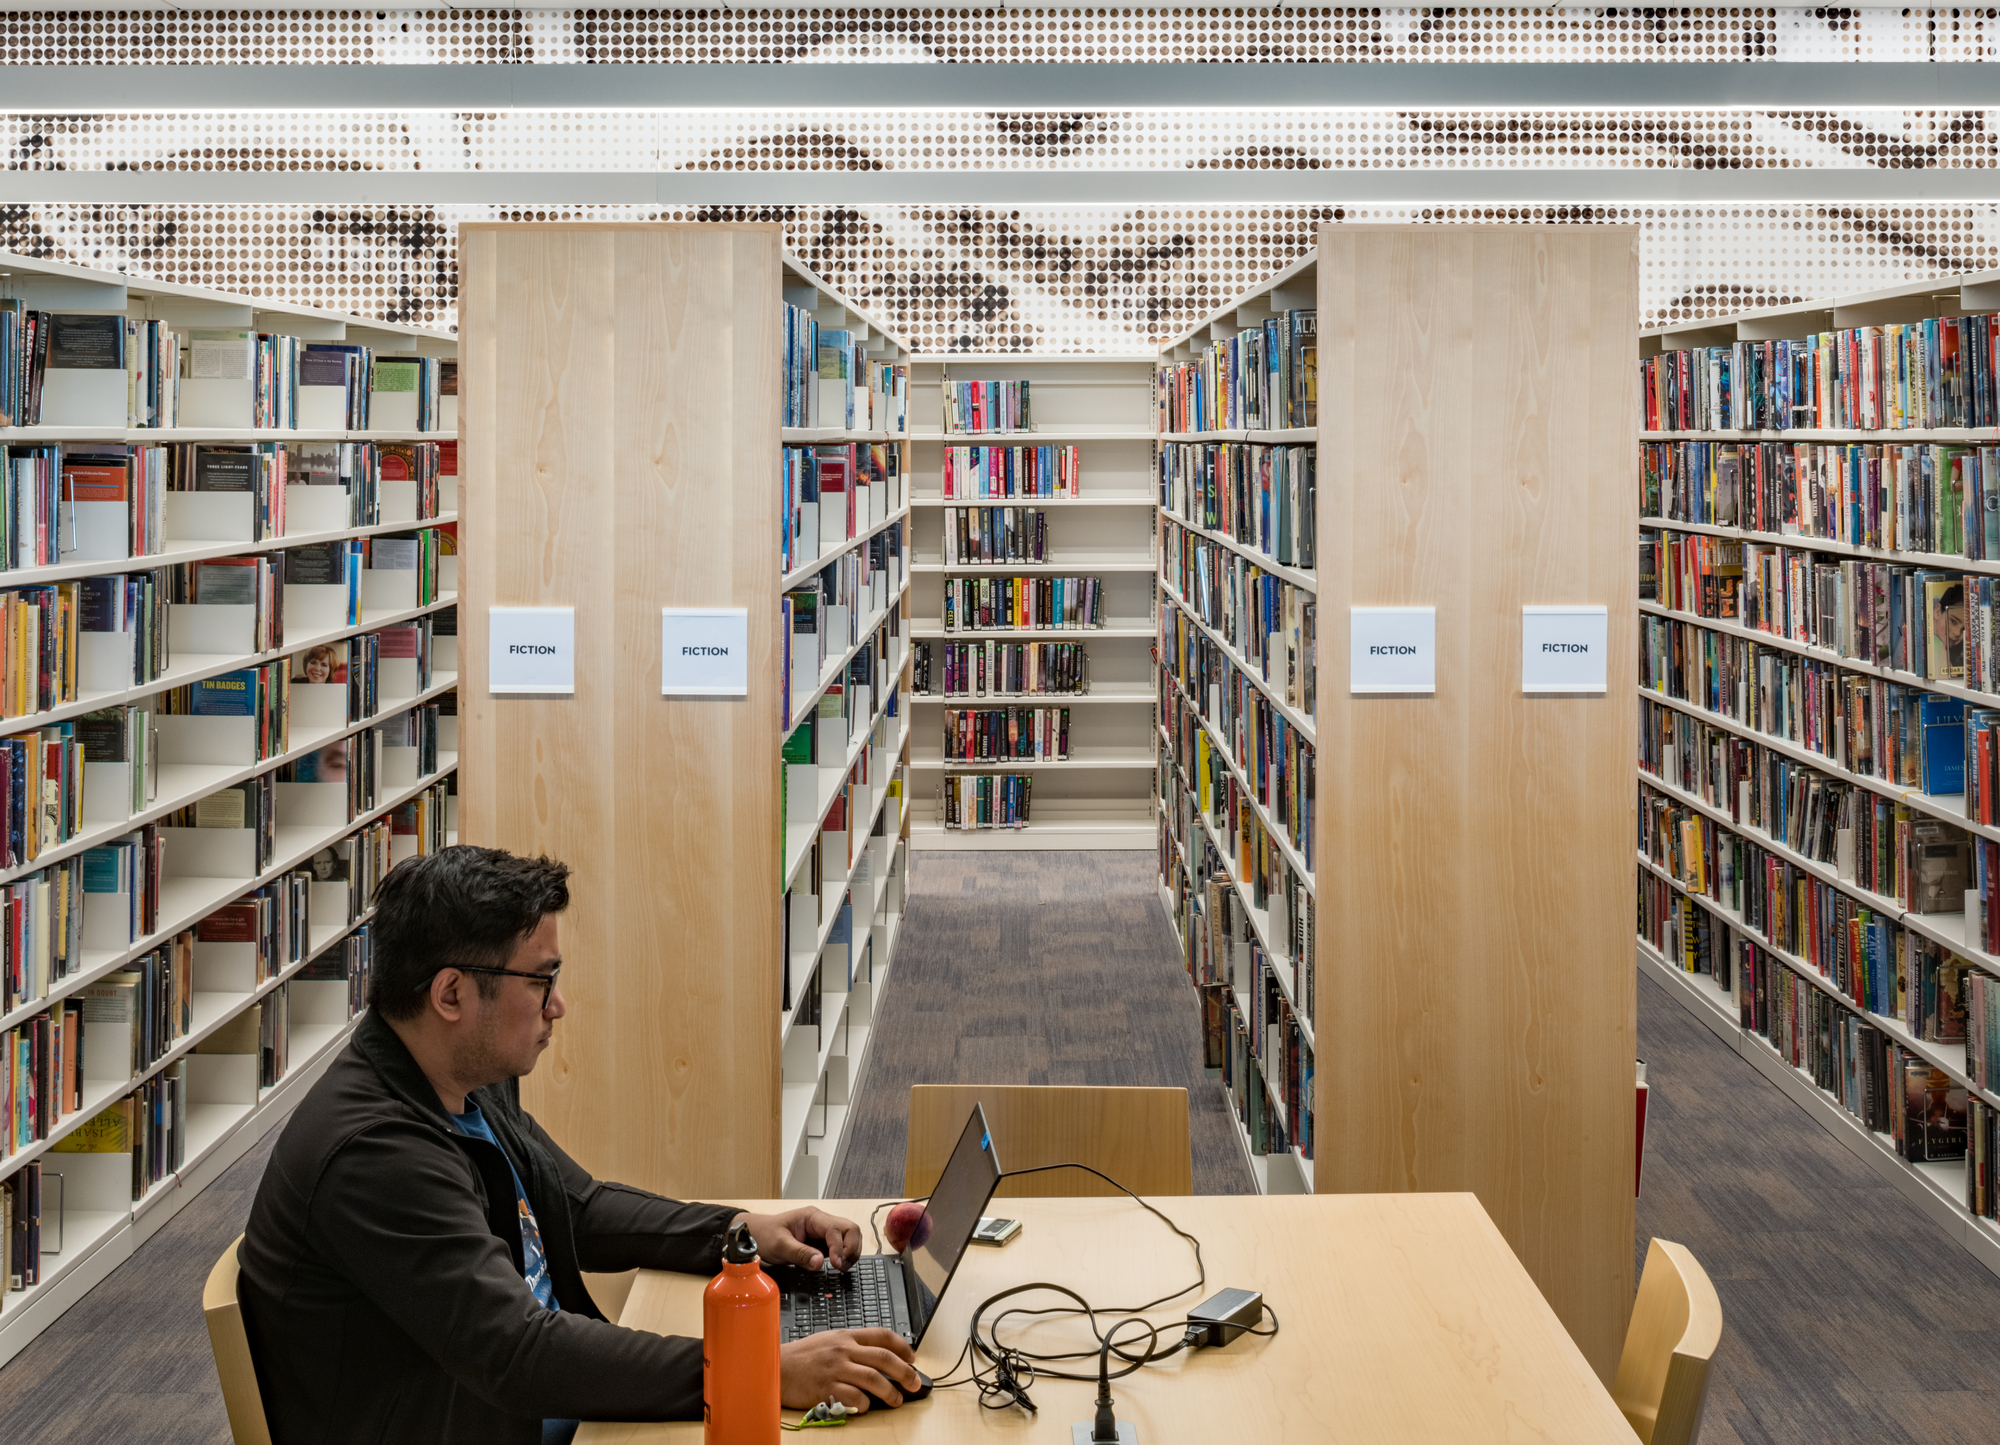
<box><xmin>368</xmin><ymin>845</ymin><xmax>573</xmax><ymax>1021</ymax></box>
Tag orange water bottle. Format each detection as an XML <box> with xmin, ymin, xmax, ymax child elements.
<box><xmin>703</xmin><ymin>1221</ymin><xmax>780</xmax><ymax>1445</ymax></box>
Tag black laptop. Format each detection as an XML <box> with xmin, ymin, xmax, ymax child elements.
<box><xmin>770</xmin><ymin>1103</ymin><xmax>1002</xmax><ymax>1346</ymax></box>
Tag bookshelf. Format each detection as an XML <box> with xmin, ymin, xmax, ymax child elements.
<box><xmin>1313</xmin><ymin>226</ymin><xmax>1638</xmax><ymax>1381</ymax></box>
<box><xmin>906</xmin><ymin>355</ymin><xmax>1159</xmax><ymax>850</ymax></box>
<box><xmin>0</xmin><ymin>251</ymin><xmax>460</xmax><ymax>1368</ymax></box>
<box><xmin>1634</xmin><ymin>267</ymin><xmax>2000</xmax><ymax>1279</ymax></box>
<box><xmin>458</xmin><ymin>225</ymin><xmax>912</xmax><ymax>1204</ymax></box>
<box><xmin>1152</xmin><ymin>250</ymin><xmax>1320</xmax><ymax>1198</ymax></box>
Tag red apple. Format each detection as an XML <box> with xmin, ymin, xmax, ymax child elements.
<box><xmin>884</xmin><ymin>1201</ymin><xmax>933</xmax><ymax>1254</ymax></box>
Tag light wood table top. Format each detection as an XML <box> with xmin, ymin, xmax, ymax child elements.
<box><xmin>579</xmin><ymin>1193</ymin><xmax>1636</xmax><ymax>1444</ymax></box>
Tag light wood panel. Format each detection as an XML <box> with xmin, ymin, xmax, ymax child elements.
<box><xmin>903</xmin><ymin>1084</ymin><xmax>1193</xmax><ymax>1198</ymax></box>
<box><xmin>578</xmin><ymin>1193</ymin><xmax>1636</xmax><ymax>1444</ymax></box>
<box><xmin>1314</xmin><ymin>225</ymin><xmax>1639</xmax><ymax>1380</ymax></box>
<box><xmin>459</xmin><ymin>224</ymin><xmax>784</xmax><ymax>1199</ymax></box>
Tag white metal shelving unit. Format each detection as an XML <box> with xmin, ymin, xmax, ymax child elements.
<box><xmin>1637</xmin><ymin>267</ymin><xmax>2000</xmax><ymax>1279</ymax></box>
<box><xmin>0</xmin><ymin>250</ymin><xmax>460</xmax><ymax>1366</ymax></box>
<box><xmin>906</xmin><ymin>353</ymin><xmax>1159</xmax><ymax>851</ymax></box>
<box><xmin>776</xmin><ymin>257</ymin><xmax>913</xmax><ymax>1201</ymax></box>
<box><xmin>1151</xmin><ymin>250</ymin><xmax>1318</xmax><ymax>1197</ymax></box>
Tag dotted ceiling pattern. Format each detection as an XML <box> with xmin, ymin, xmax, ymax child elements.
<box><xmin>1</xmin><ymin>201</ymin><xmax>1991</xmax><ymax>351</ymax></box>
<box><xmin>0</xmin><ymin>6</ymin><xmax>1994</xmax><ymax>66</ymax></box>
<box><xmin>6</xmin><ymin>108</ymin><xmax>1997</xmax><ymax>174</ymax></box>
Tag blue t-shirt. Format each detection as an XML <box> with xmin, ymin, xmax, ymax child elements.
<box><xmin>448</xmin><ymin>1103</ymin><xmax>556</xmax><ymax>1312</ymax></box>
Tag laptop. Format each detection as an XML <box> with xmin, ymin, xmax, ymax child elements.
<box><xmin>770</xmin><ymin>1103</ymin><xmax>1002</xmax><ymax>1347</ymax></box>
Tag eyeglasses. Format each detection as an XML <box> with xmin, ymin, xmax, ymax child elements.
<box><xmin>422</xmin><ymin>963</ymin><xmax>562</xmax><ymax>1011</ymax></box>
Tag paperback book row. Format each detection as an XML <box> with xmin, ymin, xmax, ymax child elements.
<box><xmin>0</xmin><ymin>308</ymin><xmax>451</xmax><ymax>432</ymax></box>
<box><xmin>1642</xmin><ymin>885</ymin><xmax>1995</xmax><ymax>1218</ymax></box>
<box><xmin>782</xmin><ymin>530</ymin><xmax>904</xmax><ymax>728</ymax></box>
<box><xmin>1159</xmin><ymin>814</ymin><xmax>1313</xmax><ymax>1165</ymax></box>
<box><xmin>43</xmin><ymin>1059</ymin><xmax>188</xmax><ymax>1208</ymax></box>
<box><xmin>1638</xmin><ymin>610</ymin><xmax>1984</xmax><ymax>804</ymax></box>
<box><xmin>1162</xmin><ymin>524</ymin><xmax>1317</xmax><ymax>716</ymax></box>
<box><xmin>782</xmin><ymin>770</ymin><xmax>901</xmax><ymax>1014</ymax></box>
<box><xmin>5</xmin><ymin>439</ymin><xmax>452</xmax><ymax>576</ymax></box>
<box><xmin>1640</xmin><ymin>439</ymin><xmax>2000</xmax><ymax>560</ymax></box>
<box><xmin>1159</xmin><ymin>739</ymin><xmax>1316</xmax><ymax>1014</ymax></box>
<box><xmin>941</xmin><ymin>707</ymin><xmax>1070</xmax><ymax>763</ymax></box>
<box><xmin>1157</xmin><ymin>443</ymin><xmax>1317</xmax><ymax>572</ymax></box>
<box><xmin>941</xmin><ymin>379</ymin><xmax>1030</xmax><ymax>435</ymax></box>
<box><xmin>781</xmin><ymin>303</ymin><xmax>909</xmax><ymax>433</ymax></box>
<box><xmin>1642</xmin><ymin>525</ymin><xmax>2000</xmax><ymax>698</ymax></box>
<box><xmin>1158</xmin><ymin>307</ymin><xmax>1317</xmax><ymax>434</ymax></box>
<box><xmin>940</xmin><ymin>575</ymin><xmax>1105</xmax><ymax>633</ymax></box>
<box><xmin>781</xmin><ymin>443</ymin><xmax>903</xmax><ymax>574</ymax></box>
<box><xmin>1640</xmin><ymin>776</ymin><xmax>1980</xmax><ymax>1026</ymax></box>
<box><xmin>939</xmin><ymin>774</ymin><xmax>1031</xmax><ymax>830</ymax></box>
<box><xmin>1205</xmin><ymin>974</ymin><xmax>1310</xmax><ymax>1164</ymax></box>
<box><xmin>1640</xmin><ymin>704</ymin><xmax>1984</xmax><ymax>944</ymax></box>
<box><xmin>913</xmin><ymin>639</ymin><xmax>1089</xmax><ymax>698</ymax></box>
<box><xmin>941</xmin><ymin>506</ymin><xmax>1054</xmax><ymax>566</ymax></box>
<box><xmin>781</xmin><ymin>658</ymin><xmax>900</xmax><ymax>832</ymax></box>
<box><xmin>0</xmin><ymin>630</ymin><xmax>443</xmax><ymax>871</ymax></box>
<box><xmin>1640</xmin><ymin>315</ymin><xmax>2000</xmax><ymax>434</ymax></box>
<box><xmin>1160</xmin><ymin>629</ymin><xmax>1316</xmax><ymax>868</ymax></box>
<box><xmin>939</xmin><ymin>446</ymin><xmax>1081</xmax><ymax>500</ymax></box>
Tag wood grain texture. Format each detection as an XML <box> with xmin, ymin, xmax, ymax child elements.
<box><xmin>1314</xmin><ymin>225</ymin><xmax>1639</xmax><ymax>1380</ymax></box>
<box><xmin>458</xmin><ymin>223</ymin><xmax>784</xmax><ymax>1199</ymax></box>
<box><xmin>198</xmin><ymin>1237</ymin><xmax>272</xmax><ymax>1445</ymax></box>
<box><xmin>580</xmin><ymin>1193</ymin><xmax>1635</xmax><ymax>1445</ymax></box>
<box><xmin>903</xmin><ymin>1084</ymin><xmax>1193</xmax><ymax>1198</ymax></box>
<box><xmin>1615</xmin><ymin>1238</ymin><xmax>1724</xmax><ymax>1445</ymax></box>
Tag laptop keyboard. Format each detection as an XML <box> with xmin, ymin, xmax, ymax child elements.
<box><xmin>777</xmin><ymin>1258</ymin><xmax>898</xmax><ymax>1340</ymax></box>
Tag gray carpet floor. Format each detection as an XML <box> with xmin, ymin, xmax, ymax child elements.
<box><xmin>1</xmin><ymin>851</ymin><xmax>1997</xmax><ymax>1442</ymax></box>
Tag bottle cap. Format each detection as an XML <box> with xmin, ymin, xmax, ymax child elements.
<box><xmin>724</xmin><ymin>1221</ymin><xmax>761</xmax><ymax>1266</ymax></box>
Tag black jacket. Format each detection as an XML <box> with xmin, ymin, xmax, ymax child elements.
<box><xmin>239</xmin><ymin>1012</ymin><xmax>740</xmax><ymax>1444</ymax></box>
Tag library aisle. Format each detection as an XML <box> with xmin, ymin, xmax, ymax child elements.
<box><xmin>0</xmin><ymin>869</ymin><xmax>1994</xmax><ymax>1442</ymax></box>
<box><xmin>828</xmin><ymin>851</ymin><xmax>1253</xmax><ymax>1197</ymax></box>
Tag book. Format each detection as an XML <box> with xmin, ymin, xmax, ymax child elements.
<box><xmin>285</xmin><ymin>541</ymin><xmax>347</xmax><ymax>587</ymax></box>
<box><xmin>190</xmin><ymin>669</ymin><xmax>259</xmax><ymax>717</ymax></box>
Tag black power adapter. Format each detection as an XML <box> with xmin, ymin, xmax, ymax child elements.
<box><xmin>1182</xmin><ymin>1288</ymin><xmax>1265</xmax><ymax>1348</ymax></box>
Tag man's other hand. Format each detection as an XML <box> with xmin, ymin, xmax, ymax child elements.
<box><xmin>779</xmin><ymin>1328</ymin><xmax>920</xmax><ymax>1412</ymax></box>
<box><xmin>734</xmin><ymin>1206</ymin><xmax>863</xmax><ymax>1271</ymax></box>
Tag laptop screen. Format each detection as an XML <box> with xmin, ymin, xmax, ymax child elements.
<box><xmin>903</xmin><ymin>1103</ymin><xmax>1003</xmax><ymax>1344</ymax></box>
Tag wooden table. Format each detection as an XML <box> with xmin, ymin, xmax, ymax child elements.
<box><xmin>578</xmin><ymin>1194</ymin><xmax>1636</xmax><ymax>1444</ymax></box>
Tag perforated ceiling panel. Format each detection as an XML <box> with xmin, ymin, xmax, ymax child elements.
<box><xmin>9</xmin><ymin>108</ymin><xmax>1998</xmax><ymax>174</ymax></box>
<box><xmin>0</xmin><ymin>7</ymin><xmax>1995</xmax><ymax>65</ymax></box>
<box><xmin>1</xmin><ymin>200</ymin><xmax>1991</xmax><ymax>350</ymax></box>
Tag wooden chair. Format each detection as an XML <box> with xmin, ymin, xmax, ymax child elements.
<box><xmin>1612</xmin><ymin>1238</ymin><xmax>1724</xmax><ymax>1445</ymax></box>
<box><xmin>904</xmin><ymin>1085</ymin><xmax>1193</xmax><ymax>1199</ymax></box>
<box><xmin>202</xmin><ymin>1235</ymin><xmax>274</xmax><ymax>1445</ymax></box>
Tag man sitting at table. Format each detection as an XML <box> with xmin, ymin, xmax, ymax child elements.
<box><xmin>239</xmin><ymin>845</ymin><xmax>921</xmax><ymax>1445</ymax></box>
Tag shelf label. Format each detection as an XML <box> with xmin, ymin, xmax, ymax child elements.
<box><xmin>1350</xmin><ymin>606</ymin><xmax>1435</xmax><ymax>694</ymax></box>
<box><xmin>661</xmin><ymin>607</ymin><xmax>750</xmax><ymax>697</ymax></box>
<box><xmin>488</xmin><ymin>606</ymin><xmax>575</xmax><ymax>695</ymax></box>
<box><xmin>1521</xmin><ymin>605</ymin><xmax>1608</xmax><ymax>694</ymax></box>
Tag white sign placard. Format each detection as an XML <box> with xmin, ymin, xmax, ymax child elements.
<box><xmin>661</xmin><ymin>607</ymin><xmax>750</xmax><ymax>697</ymax></box>
<box><xmin>1521</xmin><ymin>605</ymin><xmax>1609</xmax><ymax>694</ymax></box>
<box><xmin>488</xmin><ymin>606</ymin><xmax>576</xmax><ymax>695</ymax></box>
<box><xmin>1350</xmin><ymin>606</ymin><xmax>1436</xmax><ymax>694</ymax></box>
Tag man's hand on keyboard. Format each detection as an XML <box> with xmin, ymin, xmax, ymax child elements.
<box><xmin>732</xmin><ymin>1206</ymin><xmax>863</xmax><ymax>1271</ymax></box>
<box><xmin>780</xmin><ymin>1328</ymin><xmax>921</xmax><ymax>1412</ymax></box>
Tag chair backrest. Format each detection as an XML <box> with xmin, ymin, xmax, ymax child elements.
<box><xmin>903</xmin><ymin>1085</ymin><xmax>1193</xmax><ymax>1199</ymax></box>
<box><xmin>202</xmin><ymin>1234</ymin><xmax>275</xmax><ymax>1445</ymax></box>
<box><xmin>1612</xmin><ymin>1238</ymin><xmax>1724</xmax><ymax>1445</ymax></box>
